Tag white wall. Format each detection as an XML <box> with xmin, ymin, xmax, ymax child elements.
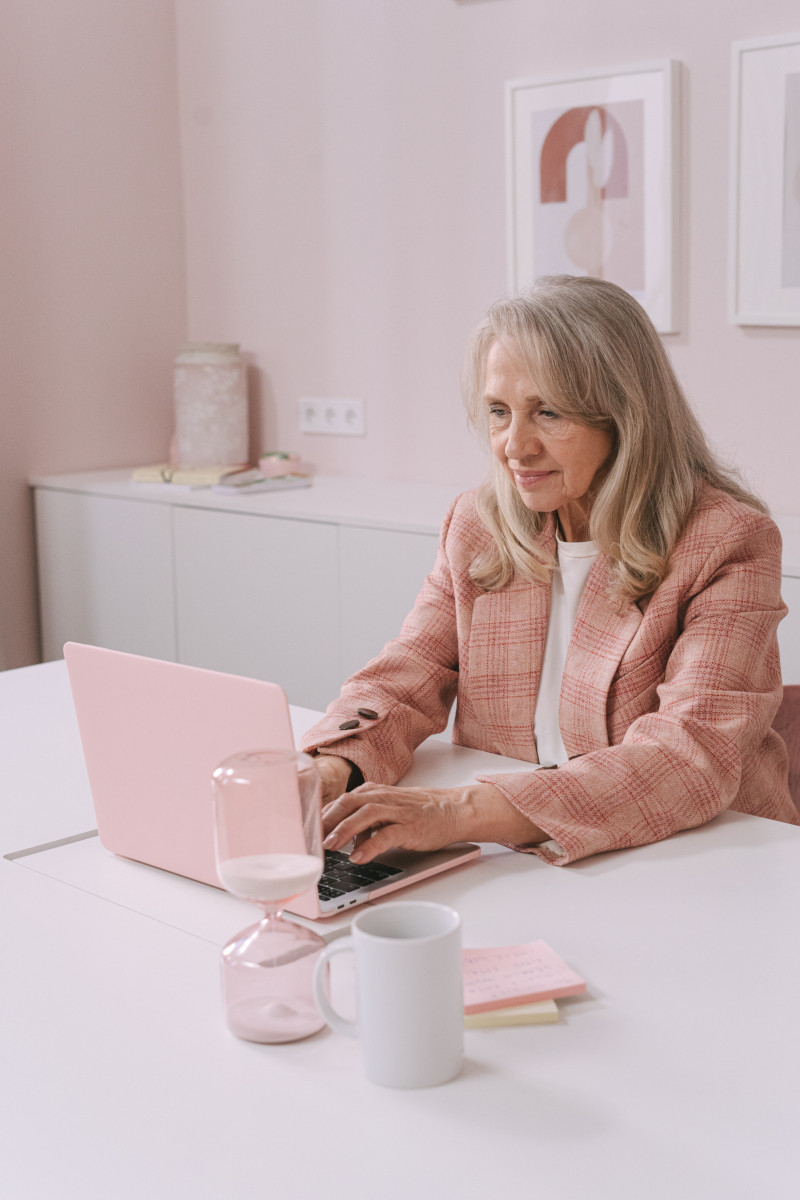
<box><xmin>177</xmin><ymin>0</ymin><xmax>800</xmax><ymax>508</ymax></box>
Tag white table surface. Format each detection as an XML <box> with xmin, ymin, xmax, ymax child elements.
<box><xmin>3</xmin><ymin>663</ymin><xmax>800</xmax><ymax>1199</ymax></box>
<box><xmin>0</xmin><ymin>660</ymin><xmax>97</xmax><ymax>851</ymax></box>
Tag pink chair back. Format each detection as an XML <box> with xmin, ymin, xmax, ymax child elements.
<box><xmin>773</xmin><ymin>686</ymin><xmax>800</xmax><ymax>816</ymax></box>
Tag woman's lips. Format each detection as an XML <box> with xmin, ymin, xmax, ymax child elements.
<box><xmin>512</xmin><ymin>470</ymin><xmax>554</xmax><ymax>485</ymax></box>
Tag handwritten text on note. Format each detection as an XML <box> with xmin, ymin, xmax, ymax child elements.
<box><xmin>462</xmin><ymin>939</ymin><xmax>586</xmax><ymax>1014</ymax></box>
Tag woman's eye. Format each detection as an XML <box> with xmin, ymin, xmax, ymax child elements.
<box><xmin>539</xmin><ymin>409</ymin><xmax>560</xmax><ymax>420</ymax></box>
<box><xmin>488</xmin><ymin>407</ymin><xmax>508</xmax><ymax>419</ymax></box>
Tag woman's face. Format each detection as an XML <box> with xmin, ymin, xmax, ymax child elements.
<box><xmin>484</xmin><ymin>339</ymin><xmax>613</xmax><ymax>542</ymax></box>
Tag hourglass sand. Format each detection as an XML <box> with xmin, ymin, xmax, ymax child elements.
<box><xmin>212</xmin><ymin>749</ymin><xmax>326</xmax><ymax>1043</ymax></box>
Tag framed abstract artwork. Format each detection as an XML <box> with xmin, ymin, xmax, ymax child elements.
<box><xmin>506</xmin><ymin>61</ymin><xmax>680</xmax><ymax>333</ymax></box>
<box><xmin>729</xmin><ymin>32</ymin><xmax>800</xmax><ymax>325</ymax></box>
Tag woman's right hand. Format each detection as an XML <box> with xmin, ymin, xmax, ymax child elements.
<box><xmin>313</xmin><ymin>754</ymin><xmax>355</xmax><ymax>807</ymax></box>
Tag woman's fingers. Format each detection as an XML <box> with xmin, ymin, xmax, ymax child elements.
<box><xmin>323</xmin><ymin>798</ymin><xmax>391</xmax><ymax>849</ymax></box>
<box><xmin>321</xmin><ymin>788</ymin><xmax>370</xmax><ymax>836</ymax></box>
<box><xmin>348</xmin><ymin>823</ymin><xmax>407</xmax><ymax>864</ymax></box>
<box><xmin>322</xmin><ymin>783</ymin><xmax>463</xmax><ymax>862</ymax></box>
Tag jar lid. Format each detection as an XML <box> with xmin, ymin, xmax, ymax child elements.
<box><xmin>176</xmin><ymin>342</ymin><xmax>241</xmax><ymax>359</ymax></box>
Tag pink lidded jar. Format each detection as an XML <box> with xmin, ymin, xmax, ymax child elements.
<box><xmin>174</xmin><ymin>342</ymin><xmax>248</xmax><ymax>466</ymax></box>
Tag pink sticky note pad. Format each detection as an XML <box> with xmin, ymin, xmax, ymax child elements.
<box><xmin>462</xmin><ymin>939</ymin><xmax>586</xmax><ymax>1014</ymax></box>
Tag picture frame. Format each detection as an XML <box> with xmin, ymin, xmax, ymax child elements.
<box><xmin>729</xmin><ymin>32</ymin><xmax>800</xmax><ymax>326</ymax></box>
<box><xmin>506</xmin><ymin>60</ymin><xmax>680</xmax><ymax>334</ymax></box>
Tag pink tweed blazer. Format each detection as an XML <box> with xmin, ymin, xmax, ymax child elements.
<box><xmin>301</xmin><ymin>486</ymin><xmax>798</xmax><ymax>864</ymax></box>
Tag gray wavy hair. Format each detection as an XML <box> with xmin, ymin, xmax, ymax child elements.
<box><xmin>462</xmin><ymin>275</ymin><xmax>765</xmax><ymax>601</ymax></box>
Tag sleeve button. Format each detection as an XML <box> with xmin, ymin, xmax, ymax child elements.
<box><xmin>338</xmin><ymin>718</ymin><xmax>360</xmax><ymax>730</ymax></box>
<box><xmin>356</xmin><ymin>707</ymin><xmax>379</xmax><ymax>720</ymax></box>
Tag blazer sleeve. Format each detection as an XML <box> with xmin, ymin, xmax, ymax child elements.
<box><xmin>298</xmin><ymin>500</ymin><xmax>462</xmax><ymax>783</ymax></box>
<box><xmin>477</xmin><ymin>508</ymin><xmax>792</xmax><ymax>865</ymax></box>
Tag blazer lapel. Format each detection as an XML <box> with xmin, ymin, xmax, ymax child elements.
<box><xmin>559</xmin><ymin>554</ymin><xmax>643</xmax><ymax>756</ymax></box>
<box><xmin>465</xmin><ymin>517</ymin><xmax>556</xmax><ymax>763</ymax></box>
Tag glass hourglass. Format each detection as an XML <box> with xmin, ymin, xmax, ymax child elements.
<box><xmin>212</xmin><ymin>749</ymin><xmax>326</xmax><ymax>1043</ymax></box>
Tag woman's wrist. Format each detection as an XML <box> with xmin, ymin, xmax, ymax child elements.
<box><xmin>457</xmin><ymin>782</ymin><xmax>547</xmax><ymax>845</ymax></box>
<box><xmin>313</xmin><ymin>753</ymin><xmax>359</xmax><ymax>804</ymax></box>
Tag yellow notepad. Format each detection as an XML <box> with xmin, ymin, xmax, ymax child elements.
<box><xmin>132</xmin><ymin>463</ymin><xmax>245</xmax><ymax>486</ymax></box>
<box><xmin>464</xmin><ymin>999</ymin><xmax>559</xmax><ymax>1029</ymax></box>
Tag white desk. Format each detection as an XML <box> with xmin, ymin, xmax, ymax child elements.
<box><xmin>0</xmin><ymin>660</ymin><xmax>97</xmax><ymax>850</ymax></box>
<box><xmin>3</xmin><ymin>664</ymin><xmax>800</xmax><ymax>1200</ymax></box>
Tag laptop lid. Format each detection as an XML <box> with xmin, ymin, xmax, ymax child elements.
<box><xmin>64</xmin><ymin>643</ymin><xmax>480</xmax><ymax>921</ymax></box>
<box><xmin>64</xmin><ymin>642</ymin><xmax>294</xmax><ymax>893</ymax></box>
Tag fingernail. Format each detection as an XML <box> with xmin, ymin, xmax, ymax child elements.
<box><xmin>323</xmin><ymin>833</ymin><xmax>336</xmax><ymax>848</ymax></box>
<box><xmin>349</xmin><ymin>848</ymin><xmax>363</xmax><ymax>863</ymax></box>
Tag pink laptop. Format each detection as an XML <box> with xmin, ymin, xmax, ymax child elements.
<box><xmin>63</xmin><ymin>643</ymin><xmax>480</xmax><ymax>919</ymax></box>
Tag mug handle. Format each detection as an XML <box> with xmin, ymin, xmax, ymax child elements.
<box><xmin>313</xmin><ymin>937</ymin><xmax>357</xmax><ymax>1037</ymax></box>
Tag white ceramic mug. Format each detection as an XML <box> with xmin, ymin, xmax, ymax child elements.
<box><xmin>313</xmin><ymin>901</ymin><xmax>463</xmax><ymax>1088</ymax></box>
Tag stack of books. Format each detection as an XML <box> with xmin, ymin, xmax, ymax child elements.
<box><xmin>462</xmin><ymin>939</ymin><xmax>586</xmax><ymax>1028</ymax></box>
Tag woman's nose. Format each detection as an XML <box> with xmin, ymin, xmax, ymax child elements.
<box><xmin>505</xmin><ymin>417</ymin><xmax>543</xmax><ymax>462</ymax></box>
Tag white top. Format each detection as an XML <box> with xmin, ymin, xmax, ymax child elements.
<box><xmin>534</xmin><ymin>536</ymin><xmax>598</xmax><ymax>767</ymax></box>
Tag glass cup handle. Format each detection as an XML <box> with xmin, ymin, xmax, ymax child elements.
<box><xmin>313</xmin><ymin>937</ymin><xmax>357</xmax><ymax>1037</ymax></box>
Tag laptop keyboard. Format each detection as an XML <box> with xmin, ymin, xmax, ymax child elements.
<box><xmin>318</xmin><ymin>849</ymin><xmax>402</xmax><ymax>901</ymax></box>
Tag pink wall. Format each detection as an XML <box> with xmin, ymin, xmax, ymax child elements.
<box><xmin>177</xmin><ymin>0</ymin><xmax>800</xmax><ymax>507</ymax></box>
<box><xmin>3</xmin><ymin>0</ymin><xmax>799</xmax><ymax>669</ymax></box>
<box><xmin>0</xmin><ymin>0</ymin><xmax>186</xmax><ymax>668</ymax></box>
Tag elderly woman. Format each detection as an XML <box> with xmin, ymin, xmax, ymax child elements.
<box><xmin>303</xmin><ymin>276</ymin><xmax>798</xmax><ymax>867</ymax></box>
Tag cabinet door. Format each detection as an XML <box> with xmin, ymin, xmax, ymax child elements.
<box><xmin>35</xmin><ymin>489</ymin><xmax>176</xmax><ymax>662</ymax></box>
<box><xmin>779</xmin><ymin>576</ymin><xmax>800</xmax><ymax>685</ymax></box>
<box><xmin>173</xmin><ymin>507</ymin><xmax>340</xmax><ymax>710</ymax></box>
<box><xmin>338</xmin><ymin>526</ymin><xmax>438</xmax><ymax>682</ymax></box>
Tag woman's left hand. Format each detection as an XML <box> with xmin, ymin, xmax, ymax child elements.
<box><xmin>321</xmin><ymin>781</ymin><xmax>547</xmax><ymax>863</ymax></box>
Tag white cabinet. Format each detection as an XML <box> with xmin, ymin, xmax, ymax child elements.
<box><xmin>31</xmin><ymin>472</ymin><xmax>455</xmax><ymax>711</ymax></box>
<box><xmin>31</xmin><ymin>472</ymin><xmax>800</xmax><ymax>700</ymax></box>
<box><xmin>338</xmin><ymin>525</ymin><xmax>438</xmax><ymax>681</ymax></box>
<box><xmin>34</xmin><ymin>488</ymin><xmax>176</xmax><ymax>662</ymax></box>
<box><xmin>173</xmin><ymin>506</ymin><xmax>340</xmax><ymax>710</ymax></box>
